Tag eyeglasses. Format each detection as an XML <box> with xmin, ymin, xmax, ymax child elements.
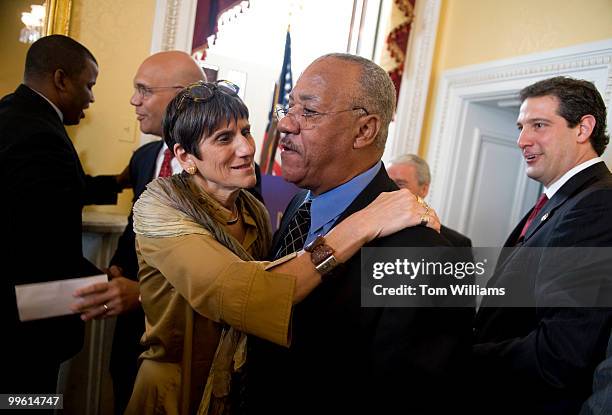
<box><xmin>134</xmin><ymin>85</ymin><xmax>183</xmax><ymax>99</ymax></box>
<box><xmin>177</xmin><ymin>80</ymin><xmax>240</xmax><ymax>110</ymax></box>
<box><xmin>275</xmin><ymin>104</ymin><xmax>369</xmax><ymax>130</ymax></box>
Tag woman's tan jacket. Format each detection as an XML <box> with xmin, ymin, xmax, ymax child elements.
<box><xmin>126</xmin><ymin>180</ymin><xmax>295</xmax><ymax>415</ymax></box>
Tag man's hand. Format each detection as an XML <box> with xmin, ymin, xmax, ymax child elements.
<box><xmin>115</xmin><ymin>164</ymin><xmax>132</xmax><ymax>190</ymax></box>
<box><xmin>71</xmin><ymin>265</ymin><xmax>140</xmax><ymax>321</ymax></box>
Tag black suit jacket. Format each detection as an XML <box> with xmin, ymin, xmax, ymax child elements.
<box><xmin>474</xmin><ymin>162</ymin><xmax>612</xmax><ymax>414</ymax></box>
<box><xmin>109</xmin><ymin>140</ymin><xmax>163</xmax><ymax>279</ymax></box>
<box><xmin>0</xmin><ymin>85</ymin><xmax>120</xmax><ymax>390</ymax></box>
<box><xmin>440</xmin><ymin>224</ymin><xmax>472</xmax><ymax>247</ymax></box>
<box><xmin>248</xmin><ymin>166</ymin><xmax>474</xmax><ymax>414</ymax></box>
<box><xmin>107</xmin><ymin>140</ymin><xmax>161</xmax><ymax>389</ymax></box>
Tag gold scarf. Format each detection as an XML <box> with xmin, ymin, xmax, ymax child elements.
<box><xmin>133</xmin><ymin>173</ymin><xmax>272</xmax><ymax>415</ymax></box>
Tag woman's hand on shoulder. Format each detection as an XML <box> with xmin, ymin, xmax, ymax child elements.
<box><xmin>353</xmin><ymin>188</ymin><xmax>441</xmax><ymax>241</ymax></box>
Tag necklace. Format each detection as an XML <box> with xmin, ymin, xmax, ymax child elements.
<box><xmin>226</xmin><ymin>205</ymin><xmax>240</xmax><ymax>225</ymax></box>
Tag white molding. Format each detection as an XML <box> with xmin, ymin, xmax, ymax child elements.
<box><xmin>150</xmin><ymin>0</ymin><xmax>198</xmax><ymax>53</ymax></box>
<box><xmin>388</xmin><ymin>0</ymin><xmax>441</xmax><ymax>156</ymax></box>
<box><xmin>509</xmin><ymin>155</ymin><xmax>532</xmax><ymax>231</ymax></box>
<box><xmin>426</xmin><ymin>39</ymin><xmax>612</xmax><ymax>222</ymax></box>
<box><xmin>457</xmin><ymin>127</ymin><xmax>484</xmax><ymax>232</ymax></box>
<box><xmin>141</xmin><ymin>0</ymin><xmax>198</xmax><ymax>144</ymax></box>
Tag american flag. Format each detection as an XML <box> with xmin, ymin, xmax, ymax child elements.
<box><xmin>259</xmin><ymin>29</ymin><xmax>293</xmax><ymax>175</ymax></box>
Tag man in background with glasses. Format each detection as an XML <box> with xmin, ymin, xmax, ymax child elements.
<box><xmin>71</xmin><ymin>50</ymin><xmax>207</xmax><ymax>414</ymax></box>
<box><xmin>248</xmin><ymin>53</ymin><xmax>473</xmax><ymax>414</ymax></box>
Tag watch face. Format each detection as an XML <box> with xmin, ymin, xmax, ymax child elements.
<box><xmin>304</xmin><ymin>235</ymin><xmax>338</xmax><ymax>275</ymax></box>
<box><xmin>311</xmin><ymin>244</ymin><xmax>334</xmax><ymax>265</ymax></box>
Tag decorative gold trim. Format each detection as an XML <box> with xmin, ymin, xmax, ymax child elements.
<box><xmin>44</xmin><ymin>0</ymin><xmax>72</xmax><ymax>36</ymax></box>
<box><xmin>162</xmin><ymin>0</ymin><xmax>181</xmax><ymax>51</ymax></box>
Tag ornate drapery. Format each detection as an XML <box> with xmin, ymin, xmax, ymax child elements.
<box><xmin>191</xmin><ymin>0</ymin><xmax>249</xmax><ymax>57</ymax></box>
<box><xmin>380</xmin><ymin>0</ymin><xmax>416</xmax><ymax>101</ymax></box>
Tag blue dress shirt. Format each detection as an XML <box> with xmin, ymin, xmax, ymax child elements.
<box><xmin>298</xmin><ymin>161</ymin><xmax>382</xmax><ymax>246</ymax></box>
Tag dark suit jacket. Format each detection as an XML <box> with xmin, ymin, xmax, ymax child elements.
<box><xmin>107</xmin><ymin>140</ymin><xmax>161</xmax><ymax>393</ymax></box>
<box><xmin>248</xmin><ymin>166</ymin><xmax>474</xmax><ymax>414</ymax></box>
<box><xmin>474</xmin><ymin>162</ymin><xmax>612</xmax><ymax>414</ymax></box>
<box><xmin>0</xmin><ymin>85</ymin><xmax>120</xmax><ymax>391</ymax></box>
<box><xmin>441</xmin><ymin>224</ymin><xmax>472</xmax><ymax>247</ymax></box>
<box><xmin>110</xmin><ymin>140</ymin><xmax>163</xmax><ymax>279</ymax></box>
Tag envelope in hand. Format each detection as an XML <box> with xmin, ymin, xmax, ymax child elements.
<box><xmin>15</xmin><ymin>274</ymin><xmax>108</xmax><ymax>321</ymax></box>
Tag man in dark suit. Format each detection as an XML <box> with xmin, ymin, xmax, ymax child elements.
<box><xmin>580</xmin><ymin>331</ymin><xmax>612</xmax><ymax>415</ymax></box>
<box><xmin>248</xmin><ymin>53</ymin><xmax>474</xmax><ymax>414</ymax></box>
<box><xmin>473</xmin><ymin>77</ymin><xmax>612</xmax><ymax>414</ymax></box>
<box><xmin>388</xmin><ymin>153</ymin><xmax>472</xmax><ymax>247</ymax></box>
<box><xmin>0</xmin><ymin>35</ymin><xmax>126</xmax><ymax>393</ymax></box>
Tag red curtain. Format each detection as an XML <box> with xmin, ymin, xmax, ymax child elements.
<box><xmin>191</xmin><ymin>0</ymin><xmax>246</xmax><ymax>56</ymax></box>
<box><xmin>381</xmin><ymin>0</ymin><xmax>416</xmax><ymax>102</ymax></box>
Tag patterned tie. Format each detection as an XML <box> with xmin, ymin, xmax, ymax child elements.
<box><xmin>518</xmin><ymin>193</ymin><xmax>549</xmax><ymax>240</ymax></box>
<box><xmin>158</xmin><ymin>148</ymin><xmax>174</xmax><ymax>178</ymax></box>
<box><xmin>274</xmin><ymin>199</ymin><xmax>312</xmax><ymax>259</ymax></box>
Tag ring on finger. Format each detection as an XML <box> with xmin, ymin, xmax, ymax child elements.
<box><xmin>103</xmin><ymin>303</ymin><xmax>110</xmax><ymax>312</ymax></box>
<box><xmin>420</xmin><ymin>214</ymin><xmax>429</xmax><ymax>226</ymax></box>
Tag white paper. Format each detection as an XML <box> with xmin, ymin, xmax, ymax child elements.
<box><xmin>15</xmin><ymin>274</ymin><xmax>108</xmax><ymax>322</ymax></box>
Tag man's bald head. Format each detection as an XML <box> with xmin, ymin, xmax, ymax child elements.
<box><xmin>131</xmin><ymin>51</ymin><xmax>206</xmax><ymax>136</ymax></box>
<box><xmin>139</xmin><ymin>51</ymin><xmax>206</xmax><ymax>87</ymax></box>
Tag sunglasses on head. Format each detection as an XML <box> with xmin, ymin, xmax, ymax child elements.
<box><xmin>177</xmin><ymin>80</ymin><xmax>240</xmax><ymax>110</ymax></box>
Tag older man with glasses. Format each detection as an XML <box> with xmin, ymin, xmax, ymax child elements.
<box><xmin>247</xmin><ymin>53</ymin><xmax>474</xmax><ymax>415</ymax></box>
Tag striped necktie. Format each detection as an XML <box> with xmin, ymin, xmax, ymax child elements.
<box><xmin>274</xmin><ymin>199</ymin><xmax>312</xmax><ymax>259</ymax></box>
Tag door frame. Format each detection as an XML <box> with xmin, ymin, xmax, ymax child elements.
<box><xmin>426</xmin><ymin>39</ymin><xmax>612</xmax><ymax>223</ymax></box>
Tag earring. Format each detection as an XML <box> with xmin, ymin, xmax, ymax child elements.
<box><xmin>186</xmin><ymin>165</ymin><xmax>197</xmax><ymax>175</ymax></box>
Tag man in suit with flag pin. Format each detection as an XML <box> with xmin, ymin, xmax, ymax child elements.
<box><xmin>473</xmin><ymin>76</ymin><xmax>612</xmax><ymax>414</ymax></box>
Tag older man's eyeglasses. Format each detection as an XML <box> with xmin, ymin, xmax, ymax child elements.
<box><xmin>275</xmin><ymin>104</ymin><xmax>369</xmax><ymax>130</ymax></box>
<box><xmin>134</xmin><ymin>85</ymin><xmax>183</xmax><ymax>99</ymax></box>
<box><xmin>177</xmin><ymin>80</ymin><xmax>240</xmax><ymax>110</ymax></box>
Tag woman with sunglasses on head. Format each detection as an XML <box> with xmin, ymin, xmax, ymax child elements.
<box><xmin>125</xmin><ymin>81</ymin><xmax>437</xmax><ymax>415</ymax></box>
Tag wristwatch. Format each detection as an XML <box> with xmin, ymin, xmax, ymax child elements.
<box><xmin>304</xmin><ymin>235</ymin><xmax>339</xmax><ymax>276</ymax></box>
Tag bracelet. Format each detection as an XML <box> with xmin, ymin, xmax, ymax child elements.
<box><xmin>304</xmin><ymin>235</ymin><xmax>339</xmax><ymax>276</ymax></box>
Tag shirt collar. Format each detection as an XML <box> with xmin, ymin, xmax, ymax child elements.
<box><xmin>26</xmin><ymin>85</ymin><xmax>63</xmax><ymax>122</ymax></box>
<box><xmin>544</xmin><ymin>157</ymin><xmax>603</xmax><ymax>198</ymax></box>
<box><xmin>307</xmin><ymin>161</ymin><xmax>381</xmax><ymax>236</ymax></box>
